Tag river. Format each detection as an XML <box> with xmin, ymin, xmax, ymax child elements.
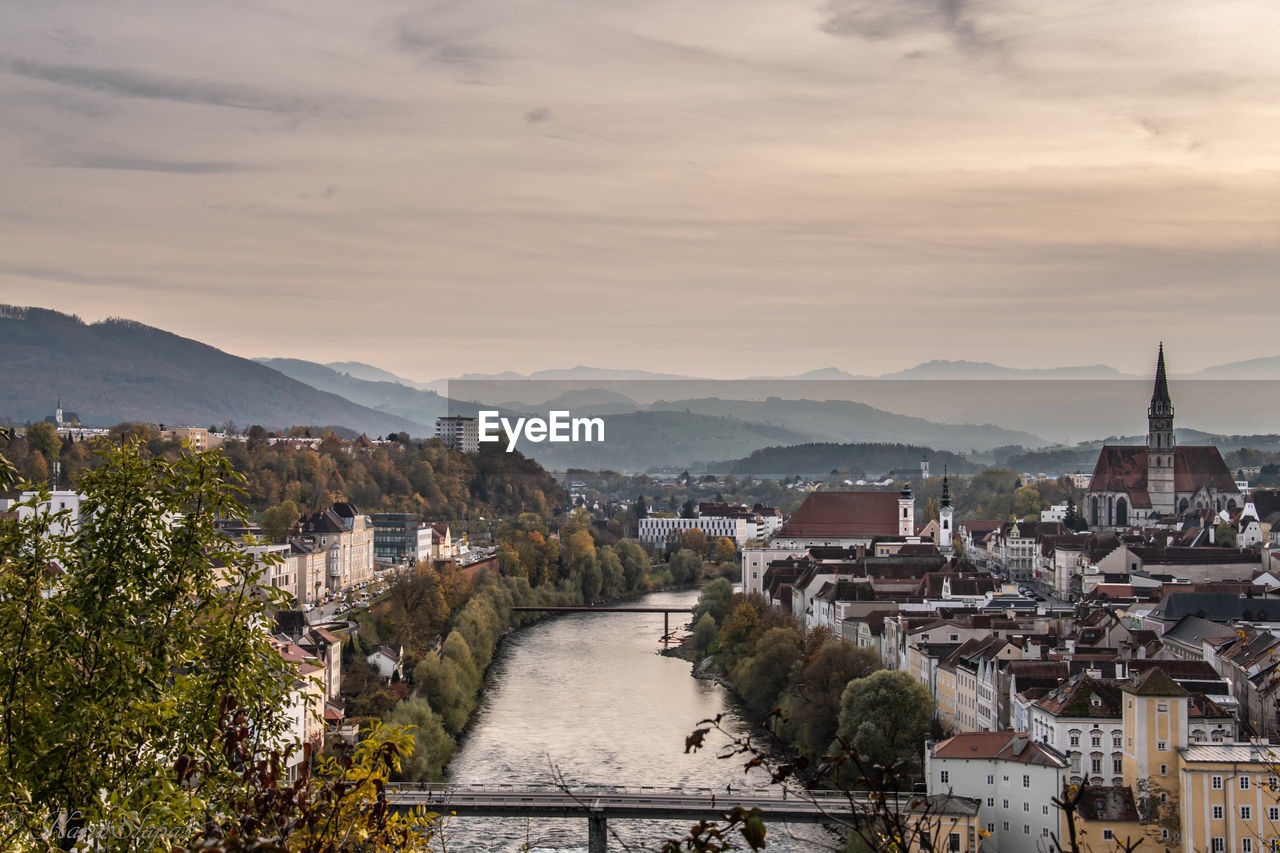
<box><xmin>443</xmin><ymin>589</ymin><xmax>833</xmax><ymax>852</ymax></box>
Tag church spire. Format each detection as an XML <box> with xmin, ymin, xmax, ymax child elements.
<box><xmin>940</xmin><ymin>466</ymin><xmax>951</xmax><ymax>508</ymax></box>
<box><xmin>1149</xmin><ymin>342</ymin><xmax>1173</xmax><ymax>417</ymax></box>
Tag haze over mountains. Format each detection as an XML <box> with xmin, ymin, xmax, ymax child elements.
<box><xmin>4</xmin><ymin>305</ymin><xmax>1280</xmax><ymax>473</ymax></box>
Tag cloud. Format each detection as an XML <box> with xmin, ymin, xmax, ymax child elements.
<box><xmin>44</xmin><ymin>152</ymin><xmax>249</xmax><ymax>173</ymax></box>
<box><xmin>0</xmin><ymin>56</ymin><xmax>311</xmax><ymax>112</ymax></box>
<box><xmin>819</xmin><ymin>0</ymin><xmax>992</xmax><ymax>52</ymax></box>
<box><xmin>523</xmin><ymin>107</ymin><xmax>552</xmax><ymax>124</ymax></box>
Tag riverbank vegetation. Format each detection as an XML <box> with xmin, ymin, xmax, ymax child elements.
<box><xmin>343</xmin><ymin>510</ymin><xmax>728</xmax><ymax>783</ymax></box>
<box><xmin>689</xmin><ymin>584</ymin><xmax>935</xmax><ymax>782</ymax></box>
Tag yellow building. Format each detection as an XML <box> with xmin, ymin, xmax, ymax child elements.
<box><xmin>1120</xmin><ymin>667</ymin><xmax>1188</xmax><ymax>847</ymax></box>
<box><xmin>1073</xmin><ymin>786</ymin><xmax>1147</xmax><ymax>853</ymax></box>
<box><xmin>1178</xmin><ymin>743</ymin><xmax>1280</xmax><ymax>853</ymax></box>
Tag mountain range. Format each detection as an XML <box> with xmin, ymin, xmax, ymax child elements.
<box><xmin>4</xmin><ymin>304</ymin><xmax>1280</xmax><ymax>473</ymax></box>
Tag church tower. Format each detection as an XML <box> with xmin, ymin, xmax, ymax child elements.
<box><xmin>939</xmin><ymin>468</ymin><xmax>954</xmax><ymax>552</ymax></box>
<box><xmin>1147</xmin><ymin>343</ymin><xmax>1176</xmax><ymax>516</ymax></box>
<box><xmin>898</xmin><ymin>484</ymin><xmax>915</xmax><ymax>536</ymax></box>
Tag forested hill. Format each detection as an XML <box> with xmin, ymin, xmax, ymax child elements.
<box><xmin>0</xmin><ymin>306</ymin><xmax>425</xmax><ymax>436</ymax></box>
<box><xmin>716</xmin><ymin>442</ymin><xmax>982</xmax><ymax>478</ymax></box>
<box><xmin>219</xmin><ymin>436</ymin><xmax>567</xmax><ymax>519</ymax></box>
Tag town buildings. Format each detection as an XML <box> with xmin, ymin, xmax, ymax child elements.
<box><xmin>435</xmin><ymin>416</ymin><xmax>479</xmax><ymax>453</ymax></box>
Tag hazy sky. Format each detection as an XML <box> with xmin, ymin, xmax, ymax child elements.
<box><xmin>1</xmin><ymin>0</ymin><xmax>1278</xmax><ymax>380</ymax></box>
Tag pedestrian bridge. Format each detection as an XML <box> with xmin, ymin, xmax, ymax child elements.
<box><xmin>387</xmin><ymin>783</ymin><xmax>872</xmax><ymax>852</ymax></box>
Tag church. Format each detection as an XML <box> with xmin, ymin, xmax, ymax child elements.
<box><xmin>1085</xmin><ymin>345</ymin><xmax>1240</xmax><ymax>529</ymax></box>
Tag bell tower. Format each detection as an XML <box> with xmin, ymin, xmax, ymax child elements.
<box><xmin>898</xmin><ymin>484</ymin><xmax>915</xmax><ymax>537</ymax></box>
<box><xmin>1147</xmin><ymin>343</ymin><xmax>1176</xmax><ymax>516</ymax></box>
<box><xmin>939</xmin><ymin>468</ymin><xmax>954</xmax><ymax>552</ymax></box>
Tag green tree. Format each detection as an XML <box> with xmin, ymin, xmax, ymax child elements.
<box><xmin>691</xmin><ymin>612</ymin><xmax>719</xmax><ymax>656</ymax></box>
<box><xmin>693</xmin><ymin>577</ymin><xmax>735</xmax><ymax>626</ymax></box>
<box><xmin>833</xmin><ymin>670</ymin><xmax>934</xmax><ymax>778</ymax></box>
<box><xmin>615</xmin><ymin>540</ymin><xmax>650</xmax><ymax>591</ymax></box>
<box><xmin>385</xmin><ymin>698</ymin><xmax>455</xmax><ymax>782</ymax></box>
<box><xmin>0</xmin><ymin>442</ymin><xmax>296</xmax><ymax>849</ymax></box>
<box><xmin>24</xmin><ymin>420</ymin><xmax>60</xmax><ymax>460</ymax></box>
<box><xmin>781</xmin><ymin>640</ymin><xmax>881</xmax><ymax>760</ymax></box>
<box><xmin>669</xmin><ymin>548</ymin><xmax>704</xmax><ymax>585</ymax></box>
<box><xmin>732</xmin><ymin>626</ymin><xmax>803</xmax><ymax>716</ymax></box>
<box><xmin>260</xmin><ymin>499</ymin><xmax>300</xmax><ymax>542</ymax></box>
<box><xmin>1216</xmin><ymin>521</ymin><xmax>1238</xmax><ymax>547</ymax></box>
<box><xmin>680</xmin><ymin>499</ymin><xmax>697</xmax><ymax>519</ymax></box>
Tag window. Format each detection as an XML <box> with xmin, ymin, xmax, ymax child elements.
<box><xmin>1269</xmin><ymin>806</ymin><xmax>1280</xmax><ymax>821</ymax></box>
<box><xmin>1103</xmin><ymin>830</ymin><xmax>1115</xmax><ymax>840</ymax></box>
<box><xmin>1243</xmin><ymin>841</ymin><xmax>1253</xmax><ymax>853</ymax></box>
<box><xmin>948</xmin><ymin>833</ymin><xmax>960</xmax><ymax>852</ymax></box>
<box><xmin>1091</xmin><ymin>758</ymin><xmax>1102</xmax><ymax>773</ymax></box>
<box><xmin>987</xmin><ymin>774</ymin><xmax>994</xmax><ymax>785</ymax></box>
<box><xmin>1023</xmin><ymin>802</ymin><xmax>1029</xmax><ymax>812</ymax></box>
<box><xmin>1113</xmin><ymin>734</ymin><xmax>1123</xmax><ymax>749</ymax></box>
<box><xmin>1268</xmin><ymin>775</ymin><xmax>1279</xmax><ymax>791</ymax></box>
<box><xmin>1042</xmin><ymin>828</ymin><xmax>1051</xmax><ymax>838</ymax></box>
<box><xmin>1003</xmin><ymin>822</ymin><xmax>1009</xmax><ymax>831</ymax></box>
<box><xmin>1114</xmin><ymin>758</ymin><xmax>1124</xmax><ymax>774</ymax></box>
<box><xmin>1212</xmin><ymin>776</ymin><xmax>1224</xmax><ymax>790</ymax></box>
<box><xmin>1160</xmin><ymin>764</ymin><xmax>1168</xmax><ymax>776</ymax></box>
<box><xmin>1213</xmin><ymin>805</ymin><xmax>1224</xmax><ymax>821</ymax></box>
<box><xmin>1241</xmin><ymin>806</ymin><xmax>1252</xmax><ymax>821</ymax></box>
<box><xmin>1024</xmin><ymin>825</ymin><xmax>1030</xmax><ymax>835</ymax></box>
<box><xmin>1003</xmin><ymin>799</ymin><xmax>1009</xmax><ymax>809</ymax></box>
<box><xmin>1157</xmin><ymin>741</ymin><xmax>1167</xmax><ymax>751</ymax></box>
<box><xmin>1092</xmin><ymin>734</ymin><xmax>1101</xmax><ymax>747</ymax></box>
<box><xmin>987</xmin><ymin>824</ymin><xmax>995</xmax><ymax>833</ymax></box>
<box><xmin>940</xmin><ymin>771</ymin><xmax>950</xmax><ymax>784</ymax></box>
<box><xmin>987</xmin><ymin>798</ymin><xmax>994</xmax><ymax>807</ymax></box>
<box><xmin>1042</xmin><ymin>805</ymin><xmax>1050</xmax><ymax>815</ymax></box>
<box><xmin>1069</xmin><ymin>733</ymin><xmax>1080</xmax><ymax>747</ymax></box>
<box><xmin>1023</xmin><ymin>775</ymin><xmax>1031</xmax><ymax>788</ymax></box>
<box><xmin>1160</xmin><ymin>793</ymin><xmax>1168</xmax><ymax>804</ymax></box>
<box><xmin>1242</xmin><ymin>776</ymin><xmax>1252</xmax><ymax>790</ymax></box>
<box><xmin>1212</xmin><ymin>840</ymin><xmax>1225</xmax><ymax>853</ymax></box>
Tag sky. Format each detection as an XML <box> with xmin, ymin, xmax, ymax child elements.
<box><xmin>1</xmin><ymin>0</ymin><xmax>1278</xmax><ymax>381</ymax></box>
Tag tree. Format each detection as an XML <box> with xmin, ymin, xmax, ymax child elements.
<box><xmin>669</xmin><ymin>548</ymin><xmax>704</xmax><ymax>585</ymax></box>
<box><xmin>680</xmin><ymin>527</ymin><xmax>708</xmax><ymax>555</ymax></box>
<box><xmin>24</xmin><ymin>420</ymin><xmax>60</xmax><ymax>460</ymax></box>
<box><xmin>635</xmin><ymin>495</ymin><xmax>648</xmax><ymax>519</ymax></box>
<box><xmin>833</xmin><ymin>670</ymin><xmax>934</xmax><ymax>778</ymax></box>
<box><xmin>713</xmin><ymin>537</ymin><xmax>736</xmax><ymax>564</ymax></box>
<box><xmin>260</xmin><ymin>499</ymin><xmax>301</xmax><ymax>542</ymax></box>
<box><xmin>691</xmin><ymin>613</ymin><xmax>719</xmax><ymax>656</ymax></box>
<box><xmin>732</xmin><ymin>626</ymin><xmax>802</xmax><ymax>716</ymax></box>
<box><xmin>680</xmin><ymin>499</ymin><xmax>697</xmax><ymax>519</ymax></box>
<box><xmin>0</xmin><ymin>441</ymin><xmax>299</xmax><ymax>848</ymax></box>
<box><xmin>694</xmin><ymin>577</ymin><xmax>735</xmax><ymax>626</ymax></box>
<box><xmin>781</xmin><ymin>639</ymin><xmax>881</xmax><ymax>760</ymax></box>
<box><xmin>1216</xmin><ymin>521</ymin><xmax>1238</xmax><ymax>547</ymax></box>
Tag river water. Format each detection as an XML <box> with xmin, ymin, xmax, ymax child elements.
<box><xmin>444</xmin><ymin>589</ymin><xmax>833</xmax><ymax>852</ymax></box>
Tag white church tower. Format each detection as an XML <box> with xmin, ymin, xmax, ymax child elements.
<box><xmin>939</xmin><ymin>468</ymin><xmax>954</xmax><ymax>553</ymax></box>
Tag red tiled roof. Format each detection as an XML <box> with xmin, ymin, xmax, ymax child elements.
<box><xmin>777</xmin><ymin>491</ymin><xmax>900</xmax><ymax>539</ymax></box>
<box><xmin>1089</xmin><ymin>445</ymin><xmax>1237</xmax><ymax>498</ymax></box>
<box><xmin>933</xmin><ymin>731</ymin><xmax>1067</xmax><ymax>767</ymax></box>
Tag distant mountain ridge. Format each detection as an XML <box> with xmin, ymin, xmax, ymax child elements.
<box><xmin>880</xmin><ymin>359</ymin><xmax>1129</xmax><ymax>379</ymax></box>
<box><xmin>0</xmin><ymin>306</ymin><xmax>426</xmax><ymax>436</ymax></box>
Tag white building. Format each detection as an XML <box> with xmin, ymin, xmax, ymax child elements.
<box><xmin>16</xmin><ymin>490</ymin><xmax>85</xmax><ymax>537</ymax></box>
<box><xmin>435</xmin><ymin>416</ymin><xmax>479</xmax><ymax>453</ymax></box>
<box><xmin>926</xmin><ymin>731</ymin><xmax>1069</xmax><ymax>851</ymax></box>
<box><xmin>638</xmin><ymin>515</ymin><xmax>752</xmax><ymax>549</ymax></box>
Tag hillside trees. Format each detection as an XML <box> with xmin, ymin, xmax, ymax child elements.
<box><xmin>0</xmin><ymin>440</ymin><xmax>412</xmax><ymax>848</ymax></box>
<box><xmin>833</xmin><ymin>670</ymin><xmax>935</xmax><ymax>778</ymax></box>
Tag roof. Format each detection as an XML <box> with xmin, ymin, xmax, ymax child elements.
<box><xmin>1077</xmin><ymin>786</ymin><xmax>1140</xmax><ymax>823</ymax></box>
<box><xmin>1088</xmin><ymin>445</ymin><xmax>1238</xmax><ymax>498</ymax></box>
<box><xmin>1161</xmin><ymin>615</ymin><xmax>1239</xmax><ymax>647</ymax></box>
<box><xmin>1148</xmin><ymin>592</ymin><xmax>1248</xmax><ymax>623</ymax></box>
<box><xmin>1179</xmin><ymin>744</ymin><xmax>1280</xmax><ymax>764</ymax></box>
<box><xmin>1036</xmin><ymin>678</ymin><xmax>1124</xmax><ymax>719</ymax></box>
<box><xmin>776</xmin><ymin>491</ymin><xmax>901</xmax><ymax>539</ymax></box>
<box><xmin>1124</xmin><ymin>667</ymin><xmax>1189</xmax><ymax>697</ymax></box>
<box><xmin>932</xmin><ymin>731</ymin><xmax>1068</xmax><ymax>768</ymax></box>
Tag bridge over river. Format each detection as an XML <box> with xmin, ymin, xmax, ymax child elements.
<box><xmin>388</xmin><ymin>784</ymin><xmax>922</xmax><ymax>852</ymax></box>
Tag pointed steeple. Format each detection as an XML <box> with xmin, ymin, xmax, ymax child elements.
<box><xmin>1149</xmin><ymin>342</ymin><xmax>1173</xmax><ymax>417</ymax></box>
<box><xmin>940</xmin><ymin>466</ymin><xmax>951</xmax><ymax>508</ymax></box>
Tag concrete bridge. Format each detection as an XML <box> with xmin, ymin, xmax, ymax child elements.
<box><xmin>387</xmin><ymin>783</ymin><xmax>869</xmax><ymax>852</ymax></box>
<box><xmin>508</xmin><ymin>605</ymin><xmax>693</xmax><ymax>640</ymax></box>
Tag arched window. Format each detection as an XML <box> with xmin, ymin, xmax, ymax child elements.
<box><xmin>1116</xmin><ymin>497</ymin><xmax>1128</xmax><ymax>527</ymax></box>
<box><xmin>1179</xmin><ymin>498</ymin><xmax>1189</xmax><ymax>513</ymax></box>
<box><xmin>1228</xmin><ymin>499</ymin><xmax>1237</xmax><ymax>511</ymax></box>
<box><xmin>1108</xmin><ymin>497</ymin><xmax>1114</xmax><ymax>524</ymax></box>
<box><xmin>1091</xmin><ymin>497</ymin><xmax>1099</xmax><ymax>526</ymax></box>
